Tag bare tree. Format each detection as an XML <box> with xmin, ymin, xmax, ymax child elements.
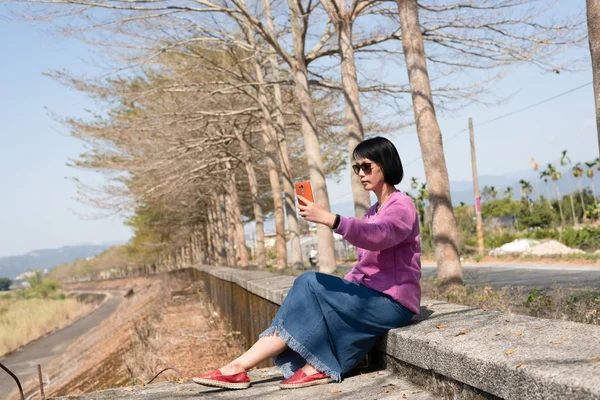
<box><xmin>397</xmin><ymin>0</ymin><xmax>462</xmax><ymax>287</ymax></box>
<box><xmin>588</xmin><ymin>0</ymin><xmax>600</xmax><ymax>156</ymax></box>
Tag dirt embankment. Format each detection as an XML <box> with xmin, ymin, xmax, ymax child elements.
<box><xmin>9</xmin><ymin>274</ymin><xmax>245</xmax><ymax>400</ymax></box>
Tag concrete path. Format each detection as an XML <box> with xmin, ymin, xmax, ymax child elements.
<box><xmin>52</xmin><ymin>367</ymin><xmax>440</xmax><ymax>400</ymax></box>
<box><xmin>337</xmin><ymin>263</ymin><xmax>600</xmax><ymax>289</ymax></box>
<box><xmin>0</xmin><ymin>291</ymin><xmax>123</xmax><ymax>395</ymax></box>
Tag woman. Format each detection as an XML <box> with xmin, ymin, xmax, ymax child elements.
<box><xmin>193</xmin><ymin>136</ymin><xmax>421</xmax><ymax>390</ymax></box>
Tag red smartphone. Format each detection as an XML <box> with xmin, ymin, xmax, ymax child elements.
<box><xmin>295</xmin><ymin>181</ymin><xmax>314</xmax><ymax>206</ymax></box>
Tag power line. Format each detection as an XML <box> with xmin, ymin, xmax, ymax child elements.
<box><xmin>403</xmin><ymin>81</ymin><xmax>593</xmax><ymax>169</ymax></box>
<box><xmin>332</xmin><ymin>80</ymin><xmax>594</xmax><ymax>202</ymax></box>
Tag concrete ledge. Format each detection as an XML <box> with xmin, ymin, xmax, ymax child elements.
<box><xmin>197</xmin><ymin>265</ymin><xmax>294</xmax><ymax>305</ymax></box>
<box><xmin>52</xmin><ymin>366</ymin><xmax>439</xmax><ymax>399</ymax></box>
<box><xmin>382</xmin><ymin>300</ymin><xmax>600</xmax><ymax>400</ymax></box>
<box><xmin>197</xmin><ymin>266</ymin><xmax>600</xmax><ymax>400</ymax></box>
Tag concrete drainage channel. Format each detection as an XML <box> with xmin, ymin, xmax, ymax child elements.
<box><xmin>54</xmin><ymin>266</ymin><xmax>599</xmax><ymax>400</ymax></box>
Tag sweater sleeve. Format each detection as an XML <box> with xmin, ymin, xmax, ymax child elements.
<box><xmin>334</xmin><ymin>198</ymin><xmax>417</xmax><ymax>251</ymax></box>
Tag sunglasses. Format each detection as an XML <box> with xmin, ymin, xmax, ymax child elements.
<box><xmin>352</xmin><ymin>162</ymin><xmax>376</xmax><ymax>175</ymax></box>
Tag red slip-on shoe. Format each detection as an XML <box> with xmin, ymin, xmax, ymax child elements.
<box><xmin>192</xmin><ymin>369</ymin><xmax>251</xmax><ymax>389</ymax></box>
<box><xmin>279</xmin><ymin>369</ymin><xmax>334</xmax><ymax>389</ymax></box>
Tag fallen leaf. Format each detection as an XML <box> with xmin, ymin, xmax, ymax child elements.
<box><xmin>260</xmin><ymin>375</ymin><xmax>269</xmax><ymax>378</ymax></box>
<box><xmin>424</xmin><ymin>330</ymin><xmax>433</xmax><ymax>334</ymax></box>
<box><xmin>551</xmin><ymin>340</ymin><xmax>562</xmax><ymax>345</ymax></box>
<box><xmin>436</xmin><ymin>323</ymin><xmax>447</xmax><ymax>329</ymax></box>
<box><xmin>331</xmin><ymin>387</ymin><xmax>342</xmax><ymax>393</ymax></box>
<box><xmin>455</xmin><ymin>329</ymin><xmax>470</xmax><ymax>336</ymax></box>
<box><xmin>585</xmin><ymin>356</ymin><xmax>600</xmax><ymax>363</ymax></box>
<box><xmin>402</xmin><ymin>394</ymin><xmax>408</xmax><ymax>398</ymax></box>
<box><xmin>494</xmin><ymin>333</ymin><xmax>501</xmax><ymax>336</ymax></box>
<box><xmin>515</xmin><ymin>362</ymin><xmax>529</xmax><ymax>369</ymax></box>
<box><xmin>481</xmin><ymin>305</ymin><xmax>488</xmax><ymax>311</ymax></box>
<box><xmin>176</xmin><ymin>388</ymin><xmax>181</xmax><ymax>392</ymax></box>
<box><xmin>504</xmin><ymin>349</ymin><xmax>514</xmax><ymax>355</ymax></box>
<box><xmin>515</xmin><ymin>332</ymin><xmax>522</xmax><ymax>337</ymax></box>
<box><xmin>475</xmin><ymin>320</ymin><xmax>481</xmax><ymax>323</ymax></box>
<box><xmin>427</xmin><ymin>303</ymin><xmax>433</xmax><ymax>309</ymax></box>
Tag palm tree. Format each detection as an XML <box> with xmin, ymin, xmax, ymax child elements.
<box><xmin>560</xmin><ymin>150</ymin><xmax>578</xmax><ymax>224</ymax></box>
<box><xmin>489</xmin><ymin>186</ymin><xmax>498</xmax><ymax>200</ymax></box>
<box><xmin>585</xmin><ymin>160</ymin><xmax>598</xmax><ymax>206</ymax></box>
<box><xmin>410</xmin><ymin>177</ymin><xmax>419</xmax><ymax>192</ymax></box>
<box><xmin>540</xmin><ymin>168</ymin><xmax>554</xmax><ymax>211</ymax></box>
<box><xmin>504</xmin><ymin>186</ymin><xmax>513</xmax><ymax>200</ymax></box>
<box><xmin>548</xmin><ymin>163</ymin><xmax>565</xmax><ymax>226</ymax></box>
<box><xmin>482</xmin><ymin>185</ymin><xmax>491</xmax><ymax>201</ymax></box>
<box><xmin>519</xmin><ymin>179</ymin><xmax>533</xmax><ymax>212</ymax></box>
<box><xmin>573</xmin><ymin>162</ymin><xmax>587</xmax><ymax>221</ymax></box>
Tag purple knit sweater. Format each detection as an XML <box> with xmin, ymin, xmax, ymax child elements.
<box><xmin>335</xmin><ymin>190</ymin><xmax>422</xmax><ymax>314</ymax></box>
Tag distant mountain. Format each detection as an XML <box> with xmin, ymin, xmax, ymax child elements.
<box><xmin>329</xmin><ymin>168</ymin><xmax>600</xmax><ymax>210</ymax></box>
<box><xmin>0</xmin><ymin>242</ymin><xmax>127</xmax><ymax>279</ymax></box>
<box><xmin>449</xmin><ymin>169</ymin><xmax>600</xmax><ymax>206</ymax></box>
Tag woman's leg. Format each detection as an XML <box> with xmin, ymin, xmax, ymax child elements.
<box><xmin>219</xmin><ymin>335</ymin><xmax>289</xmax><ymax>375</ymax></box>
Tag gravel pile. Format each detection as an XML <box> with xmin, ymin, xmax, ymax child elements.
<box><xmin>524</xmin><ymin>240</ymin><xmax>585</xmax><ymax>256</ymax></box>
<box><xmin>489</xmin><ymin>239</ymin><xmax>539</xmax><ymax>256</ymax></box>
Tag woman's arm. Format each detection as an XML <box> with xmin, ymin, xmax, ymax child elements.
<box><xmin>334</xmin><ymin>207</ymin><xmax>416</xmax><ymax>251</ymax></box>
<box><xmin>297</xmin><ymin>194</ymin><xmax>417</xmax><ymax>251</ymax></box>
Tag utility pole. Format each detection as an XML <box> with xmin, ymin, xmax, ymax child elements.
<box><xmin>469</xmin><ymin>118</ymin><xmax>485</xmax><ymax>255</ymax></box>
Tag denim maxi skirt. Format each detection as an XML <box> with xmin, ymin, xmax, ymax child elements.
<box><xmin>259</xmin><ymin>272</ymin><xmax>415</xmax><ymax>382</ymax></box>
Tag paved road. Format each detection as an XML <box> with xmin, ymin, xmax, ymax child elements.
<box><xmin>338</xmin><ymin>263</ymin><xmax>600</xmax><ymax>290</ymax></box>
<box><xmin>0</xmin><ymin>291</ymin><xmax>123</xmax><ymax>396</ymax></box>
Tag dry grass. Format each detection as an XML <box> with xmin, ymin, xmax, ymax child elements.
<box><xmin>10</xmin><ymin>275</ymin><xmax>245</xmax><ymax>400</ymax></box>
<box><xmin>421</xmin><ymin>278</ymin><xmax>600</xmax><ymax>325</ymax></box>
<box><xmin>0</xmin><ymin>297</ymin><xmax>95</xmax><ymax>357</ymax></box>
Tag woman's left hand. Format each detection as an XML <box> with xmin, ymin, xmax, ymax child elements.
<box><xmin>297</xmin><ymin>195</ymin><xmax>336</xmax><ymax>228</ymax></box>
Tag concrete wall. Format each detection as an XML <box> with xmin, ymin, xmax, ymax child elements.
<box><xmin>192</xmin><ymin>266</ymin><xmax>600</xmax><ymax>400</ymax></box>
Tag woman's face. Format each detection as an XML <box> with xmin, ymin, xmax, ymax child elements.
<box><xmin>354</xmin><ymin>157</ymin><xmax>384</xmax><ymax>192</ymax></box>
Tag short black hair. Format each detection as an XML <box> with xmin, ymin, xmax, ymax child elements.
<box><xmin>353</xmin><ymin>136</ymin><xmax>404</xmax><ymax>185</ymax></box>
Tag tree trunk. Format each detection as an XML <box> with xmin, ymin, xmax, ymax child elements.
<box><xmin>218</xmin><ymin>193</ymin><xmax>234</xmax><ymax>266</ymax></box>
<box><xmin>224</xmin><ymin>192</ymin><xmax>238</xmax><ymax>267</ymax></box>
<box><xmin>566</xmin><ymin>174</ymin><xmax>578</xmax><ymax>224</ymax></box>
<box><xmin>211</xmin><ymin>198</ymin><xmax>226</xmax><ymax>265</ymax></box>
<box><xmin>229</xmin><ymin>170</ymin><xmax>249</xmax><ymax>267</ymax></box>
<box><xmin>334</xmin><ymin>3</ymin><xmax>371</xmax><ymax>218</ymax></box>
<box><xmin>274</xmin><ymin>118</ymin><xmax>304</xmax><ymax>269</ymax></box>
<box><xmin>555</xmin><ymin>186</ymin><xmax>566</xmax><ymax>226</ymax></box>
<box><xmin>588</xmin><ymin>0</ymin><xmax>600</xmax><ymax>155</ymax></box>
<box><xmin>234</xmin><ymin>126</ymin><xmax>267</xmax><ymax>269</ymax></box>
<box><xmin>204</xmin><ymin>216</ymin><xmax>215</xmax><ymax>265</ymax></box>
<box><xmin>239</xmin><ymin>22</ymin><xmax>288</xmax><ymax>269</ymax></box>
<box><xmin>287</xmin><ymin>0</ymin><xmax>337</xmax><ymax>273</ymax></box>
<box><xmin>260</xmin><ymin>119</ymin><xmax>288</xmax><ymax>268</ymax></box>
<box><xmin>579</xmin><ymin>180</ymin><xmax>587</xmax><ymax>221</ymax></box>
<box><xmin>263</xmin><ymin>0</ymin><xmax>304</xmax><ymax>269</ymax></box>
<box><xmin>397</xmin><ymin>0</ymin><xmax>463</xmax><ymax>287</ymax></box>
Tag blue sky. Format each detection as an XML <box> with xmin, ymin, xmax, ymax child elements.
<box><xmin>0</xmin><ymin>1</ymin><xmax>596</xmax><ymax>256</ymax></box>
